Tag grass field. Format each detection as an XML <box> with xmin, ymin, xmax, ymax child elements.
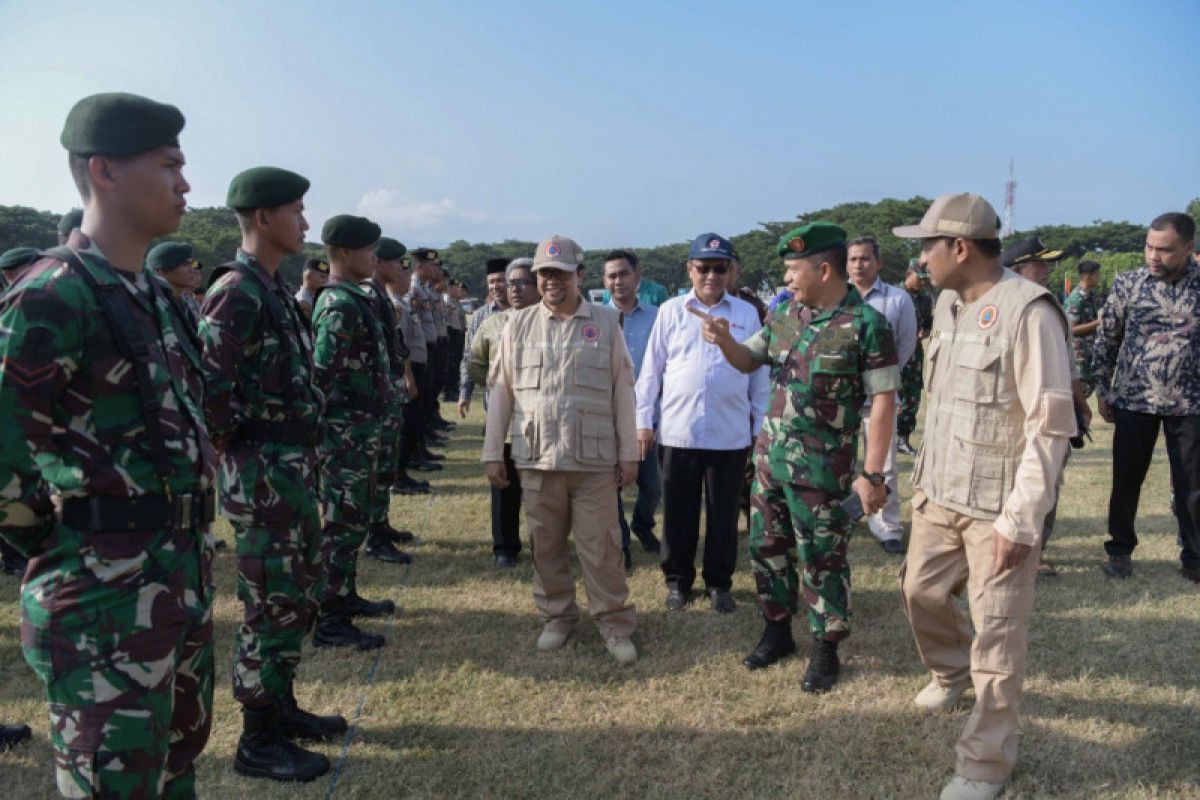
<box><xmin>1</xmin><ymin>402</ymin><xmax>1198</xmax><ymax>799</ymax></box>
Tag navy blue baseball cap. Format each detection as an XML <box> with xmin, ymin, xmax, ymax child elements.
<box><xmin>688</xmin><ymin>232</ymin><xmax>735</xmax><ymax>260</ymax></box>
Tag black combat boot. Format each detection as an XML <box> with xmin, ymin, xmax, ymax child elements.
<box><xmin>276</xmin><ymin>682</ymin><xmax>348</xmax><ymax>742</ymax></box>
<box><xmin>233</xmin><ymin>705</ymin><xmax>330</xmax><ymax>782</ymax></box>
<box><xmin>344</xmin><ymin>591</ymin><xmax>396</xmax><ymax>618</ymax></box>
<box><xmin>742</xmin><ymin>619</ymin><xmax>797</xmax><ymax>670</ymax></box>
<box><xmin>0</xmin><ymin>723</ymin><xmax>31</xmax><ymax>749</ymax></box>
<box><xmin>801</xmin><ymin>637</ymin><xmax>840</xmax><ymax>693</ymax></box>
<box><xmin>383</xmin><ymin>523</ymin><xmax>416</xmax><ymax>544</ymax></box>
<box><xmin>313</xmin><ymin>601</ymin><xmax>386</xmax><ymax>651</ymax></box>
<box><xmin>365</xmin><ymin>526</ymin><xmax>414</xmax><ymax>564</ymax></box>
<box><xmin>392</xmin><ymin>473</ymin><xmax>430</xmax><ymax>495</ymax></box>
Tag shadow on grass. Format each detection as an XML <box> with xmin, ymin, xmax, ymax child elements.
<box><xmin>319</xmin><ymin>702</ymin><xmax>1199</xmax><ymax>799</ymax></box>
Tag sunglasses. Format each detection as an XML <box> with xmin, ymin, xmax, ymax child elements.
<box><xmin>693</xmin><ymin>264</ymin><xmax>729</xmax><ymax>276</ymax></box>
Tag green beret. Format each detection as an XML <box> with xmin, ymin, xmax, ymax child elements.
<box><xmin>60</xmin><ymin>92</ymin><xmax>185</xmax><ymax>157</ymax></box>
<box><xmin>146</xmin><ymin>241</ymin><xmax>194</xmax><ymax>272</ymax></box>
<box><xmin>776</xmin><ymin>221</ymin><xmax>848</xmax><ymax>260</ymax></box>
<box><xmin>0</xmin><ymin>246</ymin><xmax>42</xmax><ymax>272</ymax></box>
<box><xmin>321</xmin><ymin>215</ymin><xmax>381</xmax><ymax>249</ymax></box>
<box><xmin>374</xmin><ymin>237</ymin><xmax>407</xmax><ymax>261</ymax></box>
<box><xmin>57</xmin><ymin>209</ymin><xmax>83</xmax><ymax>236</ymax></box>
<box><xmin>226</xmin><ymin>166</ymin><xmax>310</xmax><ymax>211</ymax></box>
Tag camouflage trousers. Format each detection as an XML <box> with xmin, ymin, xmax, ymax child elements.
<box><xmin>749</xmin><ymin>462</ymin><xmax>853</xmax><ymax>641</ymax></box>
<box><xmin>20</xmin><ymin>523</ymin><xmax>214</xmax><ymax>799</ymax></box>
<box><xmin>897</xmin><ymin>341</ymin><xmax>924</xmax><ymax>438</ymax></box>
<box><xmin>371</xmin><ymin>397</ymin><xmax>405</xmax><ymax>526</ymax></box>
<box><xmin>221</xmin><ymin>442</ymin><xmax>324</xmax><ymax>709</ymax></box>
<box><xmin>319</xmin><ymin>415</ymin><xmax>381</xmax><ymax>602</ymax></box>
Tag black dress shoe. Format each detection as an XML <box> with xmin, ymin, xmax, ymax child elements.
<box><xmin>494</xmin><ymin>553</ymin><xmax>519</xmax><ymax>568</ymax></box>
<box><xmin>634</xmin><ymin>531</ymin><xmax>661</xmax><ymax>554</ymax></box>
<box><xmin>1102</xmin><ymin>555</ymin><xmax>1133</xmax><ymax>579</ymax></box>
<box><xmin>277</xmin><ymin>684</ymin><xmax>348</xmax><ymax>742</ymax></box>
<box><xmin>665</xmin><ymin>587</ymin><xmax>691</xmax><ymax>611</ymax></box>
<box><xmin>365</xmin><ymin>529</ymin><xmax>414</xmax><ymax>564</ymax></box>
<box><xmin>344</xmin><ymin>592</ymin><xmax>396</xmax><ymax>618</ymax></box>
<box><xmin>879</xmin><ymin>538</ymin><xmax>906</xmax><ymax>556</ymax></box>
<box><xmin>1182</xmin><ymin>564</ymin><xmax>1200</xmax><ymax>583</ymax></box>
<box><xmin>233</xmin><ymin>706</ymin><xmax>330</xmax><ymax>782</ymax></box>
<box><xmin>386</xmin><ymin>526</ymin><xmax>416</xmax><ymax>544</ymax></box>
<box><xmin>743</xmin><ymin>619</ymin><xmax>797</xmax><ymax>670</ymax></box>
<box><xmin>0</xmin><ymin>723</ymin><xmax>31</xmax><ymax>749</ymax></box>
<box><xmin>313</xmin><ymin>615</ymin><xmax>386</xmax><ymax>650</ymax></box>
<box><xmin>707</xmin><ymin>588</ymin><xmax>737</xmax><ymax>614</ymax></box>
<box><xmin>801</xmin><ymin>637</ymin><xmax>840</xmax><ymax>693</ymax></box>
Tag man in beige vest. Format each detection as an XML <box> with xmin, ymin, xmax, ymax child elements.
<box><xmin>483</xmin><ymin>235</ymin><xmax>640</xmax><ymax>664</ymax></box>
<box><xmin>893</xmin><ymin>194</ymin><xmax>1075</xmax><ymax>800</ymax></box>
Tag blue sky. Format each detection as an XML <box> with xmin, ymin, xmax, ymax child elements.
<box><xmin>0</xmin><ymin>0</ymin><xmax>1196</xmax><ymax>248</ymax></box>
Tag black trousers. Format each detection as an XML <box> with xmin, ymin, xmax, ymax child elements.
<box><xmin>659</xmin><ymin>445</ymin><xmax>748</xmax><ymax>592</ymax></box>
<box><xmin>399</xmin><ymin>361</ymin><xmax>430</xmax><ymax>466</ymax></box>
<box><xmin>491</xmin><ymin>443</ymin><xmax>523</xmax><ymax>556</ymax></box>
<box><xmin>444</xmin><ymin>327</ymin><xmax>465</xmax><ymax>398</ymax></box>
<box><xmin>1106</xmin><ymin>408</ymin><xmax>1200</xmax><ymax>567</ymax></box>
<box><xmin>427</xmin><ymin>338</ymin><xmax>448</xmax><ymax>420</ymax></box>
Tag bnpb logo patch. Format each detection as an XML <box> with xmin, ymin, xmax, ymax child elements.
<box><xmin>581</xmin><ymin>324</ymin><xmax>600</xmax><ymax>342</ymax></box>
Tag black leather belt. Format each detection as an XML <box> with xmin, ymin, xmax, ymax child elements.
<box><xmin>61</xmin><ymin>490</ymin><xmax>216</xmax><ymax>532</ymax></box>
<box><xmin>237</xmin><ymin>419</ymin><xmax>321</xmax><ymax>446</ymax></box>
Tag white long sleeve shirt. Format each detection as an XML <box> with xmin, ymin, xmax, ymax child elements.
<box><xmin>635</xmin><ymin>290</ymin><xmax>769</xmax><ymax>450</ymax></box>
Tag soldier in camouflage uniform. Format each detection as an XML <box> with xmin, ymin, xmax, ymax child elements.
<box><xmin>700</xmin><ymin>222</ymin><xmax>898</xmax><ymax>693</ymax></box>
<box><xmin>897</xmin><ymin>258</ymin><xmax>933</xmax><ymax>455</ymax></box>
<box><xmin>0</xmin><ymin>92</ymin><xmax>217</xmax><ymax>798</ymax></box>
<box><xmin>1064</xmin><ymin>259</ymin><xmax>1102</xmax><ymax>398</ymax></box>
<box><xmin>198</xmin><ymin>167</ymin><xmax>345</xmax><ymax>782</ymax></box>
<box><xmin>312</xmin><ymin>215</ymin><xmax>394</xmax><ymax>650</ymax></box>
<box><xmin>362</xmin><ymin>237</ymin><xmax>417</xmax><ymax>562</ymax></box>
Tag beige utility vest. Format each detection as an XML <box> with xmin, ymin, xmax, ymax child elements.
<box><xmin>506</xmin><ymin>302</ymin><xmax>623</xmax><ymax>472</ymax></box>
<box><xmin>914</xmin><ymin>269</ymin><xmax>1067</xmax><ymax>518</ymax></box>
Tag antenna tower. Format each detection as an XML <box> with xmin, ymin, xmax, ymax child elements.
<box><xmin>1003</xmin><ymin>158</ymin><xmax>1016</xmax><ymax>236</ymax></box>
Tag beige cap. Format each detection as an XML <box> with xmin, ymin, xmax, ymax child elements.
<box><xmin>892</xmin><ymin>193</ymin><xmax>1002</xmax><ymax>239</ymax></box>
<box><xmin>532</xmin><ymin>235</ymin><xmax>585</xmax><ymax>272</ymax></box>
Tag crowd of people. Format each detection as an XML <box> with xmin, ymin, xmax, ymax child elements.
<box><xmin>0</xmin><ymin>91</ymin><xmax>1197</xmax><ymax>800</ymax></box>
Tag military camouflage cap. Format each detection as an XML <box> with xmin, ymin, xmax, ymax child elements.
<box><xmin>226</xmin><ymin>166</ymin><xmax>310</xmax><ymax>210</ymax></box>
<box><xmin>60</xmin><ymin>92</ymin><xmax>184</xmax><ymax>157</ymax></box>
<box><xmin>374</xmin><ymin>237</ymin><xmax>407</xmax><ymax>261</ymax></box>
<box><xmin>776</xmin><ymin>221</ymin><xmax>848</xmax><ymax>260</ymax></box>
<box><xmin>57</xmin><ymin>208</ymin><xmax>83</xmax><ymax>236</ymax></box>
<box><xmin>146</xmin><ymin>241</ymin><xmax>194</xmax><ymax>272</ymax></box>
<box><xmin>0</xmin><ymin>246</ymin><xmax>41</xmax><ymax>271</ymax></box>
<box><xmin>322</xmin><ymin>215</ymin><xmax>381</xmax><ymax>249</ymax></box>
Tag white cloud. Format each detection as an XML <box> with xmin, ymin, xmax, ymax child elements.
<box><xmin>356</xmin><ymin>189</ymin><xmax>486</xmax><ymax>233</ymax></box>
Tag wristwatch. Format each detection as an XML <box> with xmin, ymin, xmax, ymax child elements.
<box><xmin>861</xmin><ymin>471</ymin><xmax>885</xmax><ymax>487</ymax></box>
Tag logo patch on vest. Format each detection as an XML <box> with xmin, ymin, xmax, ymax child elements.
<box><xmin>978</xmin><ymin>305</ymin><xmax>999</xmax><ymax>330</ymax></box>
<box><xmin>581</xmin><ymin>323</ymin><xmax>600</xmax><ymax>342</ymax></box>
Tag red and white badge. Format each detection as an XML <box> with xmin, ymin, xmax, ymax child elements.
<box><xmin>978</xmin><ymin>305</ymin><xmax>999</xmax><ymax>330</ymax></box>
<box><xmin>581</xmin><ymin>323</ymin><xmax>600</xmax><ymax>342</ymax></box>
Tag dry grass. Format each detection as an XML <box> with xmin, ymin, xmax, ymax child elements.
<box><xmin>2</xmin><ymin>401</ymin><xmax>1198</xmax><ymax>798</ymax></box>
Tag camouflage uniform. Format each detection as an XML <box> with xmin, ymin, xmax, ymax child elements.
<box><xmin>740</xmin><ymin>289</ymin><xmax>898</xmax><ymax>639</ymax></box>
<box><xmin>897</xmin><ymin>287</ymin><xmax>933</xmax><ymax>439</ymax></box>
<box><xmin>197</xmin><ymin>251</ymin><xmax>325</xmax><ymax>710</ymax></box>
<box><xmin>360</xmin><ymin>277</ymin><xmax>409</xmax><ymax>526</ymax></box>
<box><xmin>0</xmin><ymin>236</ymin><xmax>217</xmax><ymax>798</ymax></box>
<box><xmin>1063</xmin><ymin>284</ymin><xmax>1100</xmax><ymax>398</ymax></box>
<box><xmin>312</xmin><ymin>278</ymin><xmax>390</xmax><ymax>602</ymax></box>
